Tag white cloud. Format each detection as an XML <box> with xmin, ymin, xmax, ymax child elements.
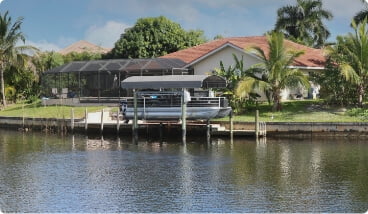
<box><xmin>25</xmin><ymin>40</ymin><xmax>61</xmax><ymax>52</ymax></box>
<box><xmin>87</xmin><ymin>0</ymin><xmax>364</xmax><ymax>41</ymax></box>
<box><xmin>84</xmin><ymin>20</ymin><xmax>130</xmax><ymax>48</ymax></box>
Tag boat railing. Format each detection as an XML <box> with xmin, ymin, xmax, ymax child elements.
<box><xmin>126</xmin><ymin>97</ymin><xmax>228</xmax><ymax>108</ymax></box>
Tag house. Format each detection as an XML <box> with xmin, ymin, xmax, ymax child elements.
<box><xmin>161</xmin><ymin>36</ymin><xmax>326</xmax><ymax>100</ymax></box>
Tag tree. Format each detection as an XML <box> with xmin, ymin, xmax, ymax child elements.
<box><xmin>0</xmin><ymin>11</ymin><xmax>36</xmax><ymax>107</ymax></box>
<box><xmin>236</xmin><ymin>32</ymin><xmax>309</xmax><ymax>111</ymax></box>
<box><xmin>326</xmin><ymin>19</ymin><xmax>368</xmax><ymax>107</ymax></box>
<box><xmin>274</xmin><ymin>0</ymin><xmax>333</xmax><ymax>48</ymax></box>
<box><xmin>214</xmin><ymin>54</ymin><xmax>248</xmax><ymax>112</ymax></box>
<box><xmin>310</xmin><ymin>57</ymin><xmax>357</xmax><ymax>106</ymax></box>
<box><xmin>110</xmin><ymin>16</ymin><xmax>206</xmax><ymax>58</ymax></box>
<box><xmin>353</xmin><ymin>0</ymin><xmax>368</xmax><ymax>25</ymax></box>
<box><xmin>63</xmin><ymin>51</ymin><xmax>102</xmax><ymax>63</ymax></box>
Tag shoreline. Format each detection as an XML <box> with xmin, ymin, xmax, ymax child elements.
<box><xmin>1</xmin><ymin>116</ymin><xmax>368</xmax><ymax>137</ymax></box>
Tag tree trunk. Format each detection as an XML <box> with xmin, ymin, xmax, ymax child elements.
<box><xmin>358</xmin><ymin>84</ymin><xmax>364</xmax><ymax>108</ymax></box>
<box><xmin>0</xmin><ymin>66</ymin><xmax>6</xmax><ymax>107</ymax></box>
<box><xmin>272</xmin><ymin>89</ymin><xmax>282</xmax><ymax>111</ymax></box>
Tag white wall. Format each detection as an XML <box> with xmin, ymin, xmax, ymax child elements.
<box><xmin>190</xmin><ymin>46</ymin><xmax>322</xmax><ymax>101</ymax></box>
<box><xmin>191</xmin><ymin>46</ymin><xmax>261</xmax><ymax>75</ymax></box>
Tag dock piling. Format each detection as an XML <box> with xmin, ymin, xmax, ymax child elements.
<box><xmin>206</xmin><ymin>119</ymin><xmax>211</xmax><ymax>143</ymax></box>
<box><xmin>84</xmin><ymin>108</ymin><xmax>88</xmax><ymax>132</ymax></box>
<box><xmin>100</xmin><ymin>109</ymin><xmax>104</xmax><ymax>134</ymax></box>
<box><xmin>71</xmin><ymin>108</ymin><xmax>74</xmax><ymax>133</ymax></box>
<box><xmin>116</xmin><ymin>107</ymin><xmax>120</xmax><ymax>134</ymax></box>
<box><xmin>181</xmin><ymin>89</ymin><xmax>187</xmax><ymax>143</ymax></box>
<box><xmin>255</xmin><ymin>110</ymin><xmax>259</xmax><ymax>138</ymax></box>
<box><xmin>229</xmin><ymin>110</ymin><xmax>233</xmax><ymax>137</ymax></box>
<box><xmin>22</xmin><ymin>103</ymin><xmax>25</xmax><ymax>129</ymax></box>
<box><xmin>159</xmin><ymin>122</ymin><xmax>163</xmax><ymax>142</ymax></box>
<box><xmin>133</xmin><ymin>89</ymin><xmax>138</xmax><ymax>143</ymax></box>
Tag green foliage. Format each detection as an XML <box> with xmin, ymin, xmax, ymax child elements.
<box><xmin>0</xmin><ymin>101</ymin><xmax>106</xmax><ymax>119</ymax></box>
<box><xmin>274</xmin><ymin>0</ymin><xmax>333</xmax><ymax>47</ymax></box>
<box><xmin>353</xmin><ymin>1</ymin><xmax>368</xmax><ymax>25</ymax></box>
<box><xmin>63</xmin><ymin>51</ymin><xmax>102</xmax><ymax>63</ymax></box>
<box><xmin>110</xmin><ymin>16</ymin><xmax>206</xmax><ymax>58</ymax></box>
<box><xmin>4</xmin><ymin>65</ymin><xmax>37</xmax><ymax>101</ymax></box>
<box><xmin>346</xmin><ymin>108</ymin><xmax>368</xmax><ymax>120</ymax></box>
<box><xmin>213</xmin><ymin>34</ymin><xmax>224</xmax><ymax>40</ymax></box>
<box><xmin>214</xmin><ymin>100</ymin><xmax>363</xmax><ymax>122</ymax></box>
<box><xmin>4</xmin><ymin>86</ymin><xmax>16</xmax><ymax>103</ymax></box>
<box><xmin>33</xmin><ymin>51</ymin><xmax>64</xmax><ymax>72</ymax></box>
<box><xmin>322</xmin><ymin>19</ymin><xmax>368</xmax><ymax>107</ymax></box>
<box><xmin>310</xmin><ymin>58</ymin><xmax>357</xmax><ymax>106</ymax></box>
<box><xmin>214</xmin><ymin>54</ymin><xmax>249</xmax><ymax>113</ymax></box>
<box><xmin>0</xmin><ymin>11</ymin><xmax>38</xmax><ymax>107</ymax></box>
<box><xmin>236</xmin><ymin>32</ymin><xmax>309</xmax><ymax>111</ymax></box>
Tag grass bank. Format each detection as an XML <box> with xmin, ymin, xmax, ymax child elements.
<box><xmin>0</xmin><ymin>102</ymin><xmax>107</xmax><ymax>119</ymax></box>
<box><xmin>216</xmin><ymin>100</ymin><xmax>365</xmax><ymax>122</ymax></box>
<box><xmin>0</xmin><ymin>100</ymin><xmax>365</xmax><ymax>122</ymax></box>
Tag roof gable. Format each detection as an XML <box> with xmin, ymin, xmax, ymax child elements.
<box><xmin>161</xmin><ymin>36</ymin><xmax>326</xmax><ymax>68</ymax></box>
<box><xmin>59</xmin><ymin>40</ymin><xmax>112</xmax><ymax>55</ymax></box>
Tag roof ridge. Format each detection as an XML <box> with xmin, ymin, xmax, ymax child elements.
<box><xmin>160</xmin><ymin>35</ymin><xmax>326</xmax><ymax>67</ymax></box>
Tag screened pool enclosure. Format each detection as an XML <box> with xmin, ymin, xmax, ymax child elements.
<box><xmin>42</xmin><ymin>58</ymin><xmax>189</xmax><ymax>103</ymax></box>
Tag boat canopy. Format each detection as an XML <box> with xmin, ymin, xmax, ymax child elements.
<box><xmin>121</xmin><ymin>75</ymin><xmax>226</xmax><ymax>89</ymax></box>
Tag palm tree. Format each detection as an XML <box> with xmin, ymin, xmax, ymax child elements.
<box><xmin>353</xmin><ymin>0</ymin><xmax>368</xmax><ymax>25</ymax></box>
<box><xmin>214</xmin><ymin>54</ymin><xmax>248</xmax><ymax>112</ymax></box>
<box><xmin>327</xmin><ymin>19</ymin><xmax>368</xmax><ymax>107</ymax></box>
<box><xmin>236</xmin><ymin>32</ymin><xmax>310</xmax><ymax>111</ymax></box>
<box><xmin>275</xmin><ymin>0</ymin><xmax>333</xmax><ymax>48</ymax></box>
<box><xmin>0</xmin><ymin>11</ymin><xmax>35</xmax><ymax>107</ymax></box>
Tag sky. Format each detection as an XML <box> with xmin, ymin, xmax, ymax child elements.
<box><xmin>0</xmin><ymin>0</ymin><xmax>365</xmax><ymax>51</ymax></box>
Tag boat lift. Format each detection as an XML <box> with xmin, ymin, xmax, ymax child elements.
<box><xmin>121</xmin><ymin>75</ymin><xmax>230</xmax><ymax>142</ymax></box>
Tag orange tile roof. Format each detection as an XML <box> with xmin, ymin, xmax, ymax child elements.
<box><xmin>59</xmin><ymin>40</ymin><xmax>111</xmax><ymax>55</ymax></box>
<box><xmin>161</xmin><ymin>36</ymin><xmax>326</xmax><ymax>68</ymax></box>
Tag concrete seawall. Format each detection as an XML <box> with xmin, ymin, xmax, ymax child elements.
<box><xmin>1</xmin><ymin>116</ymin><xmax>368</xmax><ymax>136</ymax></box>
<box><xmin>214</xmin><ymin>121</ymin><xmax>368</xmax><ymax>136</ymax></box>
<box><xmin>0</xmin><ymin>116</ymin><xmax>207</xmax><ymax>136</ymax></box>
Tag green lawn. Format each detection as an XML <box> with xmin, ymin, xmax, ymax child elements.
<box><xmin>216</xmin><ymin>100</ymin><xmax>365</xmax><ymax>122</ymax></box>
<box><xmin>0</xmin><ymin>102</ymin><xmax>108</xmax><ymax>119</ymax></box>
<box><xmin>0</xmin><ymin>100</ymin><xmax>365</xmax><ymax>122</ymax></box>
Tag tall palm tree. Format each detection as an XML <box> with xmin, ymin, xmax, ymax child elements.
<box><xmin>0</xmin><ymin>11</ymin><xmax>35</xmax><ymax>107</ymax></box>
<box><xmin>275</xmin><ymin>0</ymin><xmax>333</xmax><ymax>48</ymax></box>
<box><xmin>236</xmin><ymin>32</ymin><xmax>310</xmax><ymax>111</ymax></box>
<box><xmin>353</xmin><ymin>0</ymin><xmax>368</xmax><ymax>25</ymax></box>
<box><xmin>327</xmin><ymin>19</ymin><xmax>368</xmax><ymax>107</ymax></box>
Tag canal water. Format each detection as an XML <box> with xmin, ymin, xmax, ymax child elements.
<box><xmin>0</xmin><ymin>129</ymin><xmax>367</xmax><ymax>213</ymax></box>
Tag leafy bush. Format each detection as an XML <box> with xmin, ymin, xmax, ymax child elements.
<box><xmin>5</xmin><ymin>86</ymin><xmax>16</xmax><ymax>103</ymax></box>
<box><xmin>346</xmin><ymin>108</ymin><xmax>368</xmax><ymax>120</ymax></box>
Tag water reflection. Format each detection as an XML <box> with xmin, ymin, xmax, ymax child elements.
<box><xmin>0</xmin><ymin>130</ymin><xmax>367</xmax><ymax>213</ymax></box>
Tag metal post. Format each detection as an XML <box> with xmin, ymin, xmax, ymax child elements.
<box><xmin>78</xmin><ymin>71</ymin><xmax>81</xmax><ymax>103</ymax></box>
<box><xmin>98</xmin><ymin>71</ymin><xmax>100</xmax><ymax>103</ymax></box>
<box><xmin>159</xmin><ymin>122</ymin><xmax>163</xmax><ymax>142</ymax></box>
<box><xmin>118</xmin><ymin>72</ymin><xmax>121</xmax><ymax>102</ymax></box>
<box><xmin>100</xmin><ymin>109</ymin><xmax>104</xmax><ymax>135</ymax></box>
<box><xmin>133</xmin><ymin>89</ymin><xmax>138</xmax><ymax>142</ymax></box>
<box><xmin>143</xmin><ymin>96</ymin><xmax>146</xmax><ymax>121</ymax></box>
<box><xmin>71</xmin><ymin>108</ymin><xmax>74</xmax><ymax>133</ymax></box>
<box><xmin>206</xmin><ymin>119</ymin><xmax>211</xmax><ymax>143</ymax></box>
<box><xmin>181</xmin><ymin>89</ymin><xmax>187</xmax><ymax>143</ymax></box>
<box><xmin>22</xmin><ymin>102</ymin><xmax>25</xmax><ymax>129</ymax></box>
<box><xmin>84</xmin><ymin>107</ymin><xmax>88</xmax><ymax>132</ymax></box>
<box><xmin>117</xmin><ymin>107</ymin><xmax>120</xmax><ymax>134</ymax></box>
<box><xmin>255</xmin><ymin>110</ymin><xmax>259</xmax><ymax>138</ymax></box>
<box><xmin>230</xmin><ymin>110</ymin><xmax>233</xmax><ymax>137</ymax></box>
